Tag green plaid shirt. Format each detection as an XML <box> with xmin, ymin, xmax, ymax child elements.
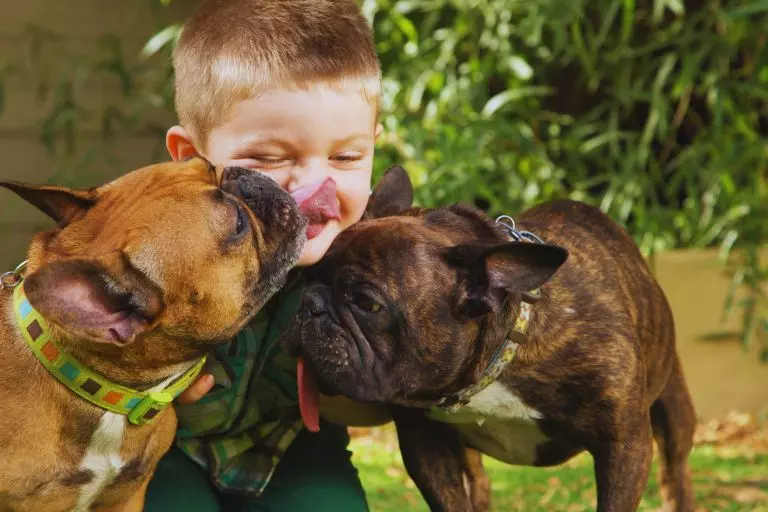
<box><xmin>175</xmin><ymin>274</ymin><xmax>305</xmax><ymax>496</ymax></box>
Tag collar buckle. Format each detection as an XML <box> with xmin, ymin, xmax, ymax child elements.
<box><xmin>128</xmin><ymin>391</ymin><xmax>174</xmax><ymax>425</ymax></box>
<box><xmin>495</xmin><ymin>216</ymin><xmax>545</xmax><ymax>244</ymax></box>
<box><xmin>1</xmin><ymin>260</ymin><xmax>28</xmax><ymax>290</ymax></box>
<box><xmin>434</xmin><ymin>394</ymin><xmax>471</xmax><ymax>412</ymax></box>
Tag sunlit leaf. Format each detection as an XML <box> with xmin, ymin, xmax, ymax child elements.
<box><xmin>480</xmin><ymin>87</ymin><xmax>552</xmax><ymax>118</ymax></box>
<box><xmin>140</xmin><ymin>25</ymin><xmax>181</xmax><ymax>60</ymax></box>
<box><xmin>725</xmin><ymin>0</ymin><xmax>768</xmax><ymax>18</ymax></box>
<box><xmin>507</xmin><ymin>56</ymin><xmax>533</xmax><ymax>80</ymax></box>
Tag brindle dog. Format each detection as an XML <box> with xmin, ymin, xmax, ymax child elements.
<box><xmin>284</xmin><ymin>166</ymin><xmax>697</xmax><ymax>512</ymax></box>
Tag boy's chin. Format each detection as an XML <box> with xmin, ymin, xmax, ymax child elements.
<box><xmin>296</xmin><ymin>220</ymin><xmax>341</xmax><ymax>267</ymax></box>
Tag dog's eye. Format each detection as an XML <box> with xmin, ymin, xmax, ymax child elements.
<box><xmin>234</xmin><ymin>205</ymin><xmax>248</xmax><ymax>236</ymax></box>
<box><xmin>350</xmin><ymin>292</ymin><xmax>382</xmax><ymax>313</ymax></box>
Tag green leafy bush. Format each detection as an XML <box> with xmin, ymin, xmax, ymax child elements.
<box><xmin>369</xmin><ymin>0</ymin><xmax>768</xmax><ymax>355</ymax></box>
<box><xmin>372</xmin><ymin>0</ymin><xmax>767</xmax><ymax>253</ymax></box>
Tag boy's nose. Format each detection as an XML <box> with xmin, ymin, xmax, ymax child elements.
<box><xmin>287</xmin><ymin>158</ymin><xmax>331</xmax><ymax>192</ymax></box>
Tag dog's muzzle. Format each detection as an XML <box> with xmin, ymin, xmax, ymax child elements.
<box><xmin>220</xmin><ymin>166</ymin><xmax>306</xmax><ymax>236</ymax></box>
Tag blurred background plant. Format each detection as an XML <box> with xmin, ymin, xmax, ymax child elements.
<box><xmin>1</xmin><ymin>0</ymin><xmax>766</xmax><ymax>359</ymax></box>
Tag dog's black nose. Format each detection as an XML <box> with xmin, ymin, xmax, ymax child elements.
<box><xmin>221</xmin><ymin>167</ymin><xmax>273</xmax><ymax>200</ymax></box>
<box><xmin>220</xmin><ymin>166</ymin><xmax>306</xmax><ymax>234</ymax></box>
<box><xmin>220</xmin><ymin>167</ymin><xmax>245</xmax><ymax>197</ymax></box>
<box><xmin>304</xmin><ymin>290</ymin><xmax>327</xmax><ymax>316</ymax></box>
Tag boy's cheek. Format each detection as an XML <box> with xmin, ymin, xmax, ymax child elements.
<box><xmin>337</xmin><ymin>171</ymin><xmax>373</xmax><ymax>205</ymax></box>
<box><xmin>339</xmin><ymin>190</ymin><xmax>371</xmax><ymax>228</ymax></box>
<box><xmin>296</xmin><ymin>225</ymin><xmax>342</xmax><ymax>267</ymax></box>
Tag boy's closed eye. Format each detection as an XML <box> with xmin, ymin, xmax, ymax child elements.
<box><xmin>252</xmin><ymin>155</ymin><xmax>291</xmax><ymax>168</ymax></box>
<box><xmin>331</xmin><ymin>152</ymin><xmax>366</xmax><ymax>168</ymax></box>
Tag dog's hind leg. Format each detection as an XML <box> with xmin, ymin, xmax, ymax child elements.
<box><xmin>650</xmin><ymin>355</ymin><xmax>696</xmax><ymax>512</ymax></box>
<box><xmin>462</xmin><ymin>447</ymin><xmax>490</xmax><ymax>512</ymax></box>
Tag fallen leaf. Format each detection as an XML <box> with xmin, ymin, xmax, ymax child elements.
<box><xmin>385</xmin><ymin>466</ymin><xmax>403</xmax><ymax>478</ymax></box>
<box><xmin>734</xmin><ymin>486</ymin><xmax>768</xmax><ymax>504</ymax></box>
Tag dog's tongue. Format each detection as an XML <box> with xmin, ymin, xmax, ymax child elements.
<box><xmin>291</xmin><ymin>178</ymin><xmax>341</xmax><ymax>233</ymax></box>
<box><xmin>297</xmin><ymin>357</ymin><xmax>320</xmax><ymax>433</ymax></box>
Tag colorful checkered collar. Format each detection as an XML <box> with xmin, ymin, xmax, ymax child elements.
<box><xmin>12</xmin><ymin>282</ymin><xmax>206</xmax><ymax>426</ymax></box>
<box><xmin>431</xmin><ymin>216</ymin><xmax>542</xmax><ymax>413</ymax></box>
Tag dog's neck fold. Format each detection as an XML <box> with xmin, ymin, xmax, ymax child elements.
<box><xmin>466</xmin><ymin>298</ymin><xmax>523</xmax><ymax>384</ymax></box>
<box><xmin>12</xmin><ymin>282</ymin><xmax>205</xmax><ymax>391</ymax></box>
<box><xmin>64</xmin><ymin>330</ymin><xmax>207</xmax><ymax>390</ymax></box>
<box><xmin>8</xmin><ymin>281</ymin><xmax>209</xmax><ymax>425</ymax></box>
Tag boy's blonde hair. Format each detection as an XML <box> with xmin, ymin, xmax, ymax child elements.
<box><xmin>173</xmin><ymin>0</ymin><xmax>381</xmax><ymax>148</ymax></box>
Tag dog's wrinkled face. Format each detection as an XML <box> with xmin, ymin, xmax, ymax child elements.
<box><xmin>1</xmin><ymin>158</ymin><xmax>305</xmax><ymax>349</ymax></box>
<box><xmin>284</xmin><ymin>167</ymin><xmax>566</xmax><ymax>406</ymax></box>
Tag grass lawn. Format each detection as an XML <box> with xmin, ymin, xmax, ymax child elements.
<box><xmin>350</xmin><ymin>419</ymin><xmax>768</xmax><ymax>511</ymax></box>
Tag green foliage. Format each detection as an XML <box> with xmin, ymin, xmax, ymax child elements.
<box><xmin>370</xmin><ymin>0</ymin><xmax>767</xmax><ymax>253</ymax></box>
<box><xmin>367</xmin><ymin>0</ymin><xmax>768</xmax><ymax>354</ymax></box>
<box><xmin>1</xmin><ymin>0</ymin><xmax>767</xmax><ymax>357</ymax></box>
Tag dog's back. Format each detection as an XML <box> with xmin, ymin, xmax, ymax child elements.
<box><xmin>518</xmin><ymin>199</ymin><xmax>677</xmax><ymax>399</ymax></box>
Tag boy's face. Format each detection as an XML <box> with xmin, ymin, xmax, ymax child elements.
<box><xmin>167</xmin><ymin>86</ymin><xmax>379</xmax><ymax>266</ymax></box>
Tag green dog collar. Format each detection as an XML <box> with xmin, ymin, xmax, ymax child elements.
<box><xmin>432</xmin><ymin>216</ymin><xmax>543</xmax><ymax>413</ymax></box>
<box><xmin>432</xmin><ymin>290</ymin><xmax>535</xmax><ymax>412</ymax></box>
<box><xmin>13</xmin><ymin>282</ymin><xmax>206</xmax><ymax>426</ymax></box>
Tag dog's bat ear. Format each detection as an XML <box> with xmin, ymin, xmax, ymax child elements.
<box><xmin>364</xmin><ymin>165</ymin><xmax>414</xmax><ymax>219</ymax></box>
<box><xmin>23</xmin><ymin>252</ymin><xmax>164</xmax><ymax>346</ymax></box>
<box><xmin>0</xmin><ymin>181</ymin><xmax>97</xmax><ymax>226</ymax></box>
<box><xmin>444</xmin><ymin>242</ymin><xmax>568</xmax><ymax>317</ymax></box>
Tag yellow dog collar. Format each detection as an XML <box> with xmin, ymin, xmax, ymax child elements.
<box><xmin>13</xmin><ymin>283</ymin><xmax>206</xmax><ymax>426</ymax></box>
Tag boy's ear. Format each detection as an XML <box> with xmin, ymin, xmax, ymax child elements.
<box><xmin>0</xmin><ymin>181</ymin><xmax>97</xmax><ymax>226</ymax></box>
<box><xmin>444</xmin><ymin>241</ymin><xmax>568</xmax><ymax>318</ymax></box>
<box><xmin>24</xmin><ymin>252</ymin><xmax>164</xmax><ymax>345</ymax></box>
<box><xmin>364</xmin><ymin>165</ymin><xmax>414</xmax><ymax>219</ymax></box>
<box><xmin>166</xmin><ymin>125</ymin><xmax>200</xmax><ymax>161</ymax></box>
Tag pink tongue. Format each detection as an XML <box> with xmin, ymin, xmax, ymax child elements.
<box><xmin>297</xmin><ymin>357</ymin><xmax>320</xmax><ymax>433</ymax></box>
<box><xmin>291</xmin><ymin>178</ymin><xmax>341</xmax><ymax>223</ymax></box>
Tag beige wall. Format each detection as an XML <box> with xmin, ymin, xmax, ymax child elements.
<box><xmin>655</xmin><ymin>250</ymin><xmax>768</xmax><ymax>419</ymax></box>
<box><xmin>0</xmin><ymin>0</ymin><xmax>197</xmax><ymax>270</ymax></box>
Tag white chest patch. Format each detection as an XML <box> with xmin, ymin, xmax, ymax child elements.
<box><xmin>73</xmin><ymin>412</ymin><xmax>126</xmax><ymax>512</ymax></box>
<box><xmin>70</xmin><ymin>369</ymin><xmax>184</xmax><ymax>511</ymax></box>
<box><xmin>427</xmin><ymin>382</ymin><xmax>549</xmax><ymax>465</ymax></box>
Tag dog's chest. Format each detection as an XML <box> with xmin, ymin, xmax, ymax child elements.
<box><xmin>72</xmin><ymin>411</ymin><xmax>127</xmax><ymax>511</ymax></box>
<box><xmin>427</xmin><ymin>382</ymin><xmax>548</xmax><ymax>465</ymax></box>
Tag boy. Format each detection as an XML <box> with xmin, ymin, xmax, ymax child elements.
<box><xmin>144</xmin><ymin>0</ymin><xmax>389</xmax><ymax>510</ymax></box>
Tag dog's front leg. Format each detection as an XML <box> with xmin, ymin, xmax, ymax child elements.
<box><xmin>592</xmin><ymin>416</ymin><xmax>654</xmax><ymax>512</ymax></box>
<box><xmin>392</xmin><ymin>407</ymin><xmax>473</xmax><ymax>512</ymax></box>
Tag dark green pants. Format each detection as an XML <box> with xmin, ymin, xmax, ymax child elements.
<box><xmin>145</xmin><ymin>422</ymin><xmax>368</xmax><ymax>512</ymax></box>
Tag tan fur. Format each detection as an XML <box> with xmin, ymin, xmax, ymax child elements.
<box><xmin>0</xmin><ymin>158</ymin><xmax>304</xmax><ymax>511</ymax></box>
